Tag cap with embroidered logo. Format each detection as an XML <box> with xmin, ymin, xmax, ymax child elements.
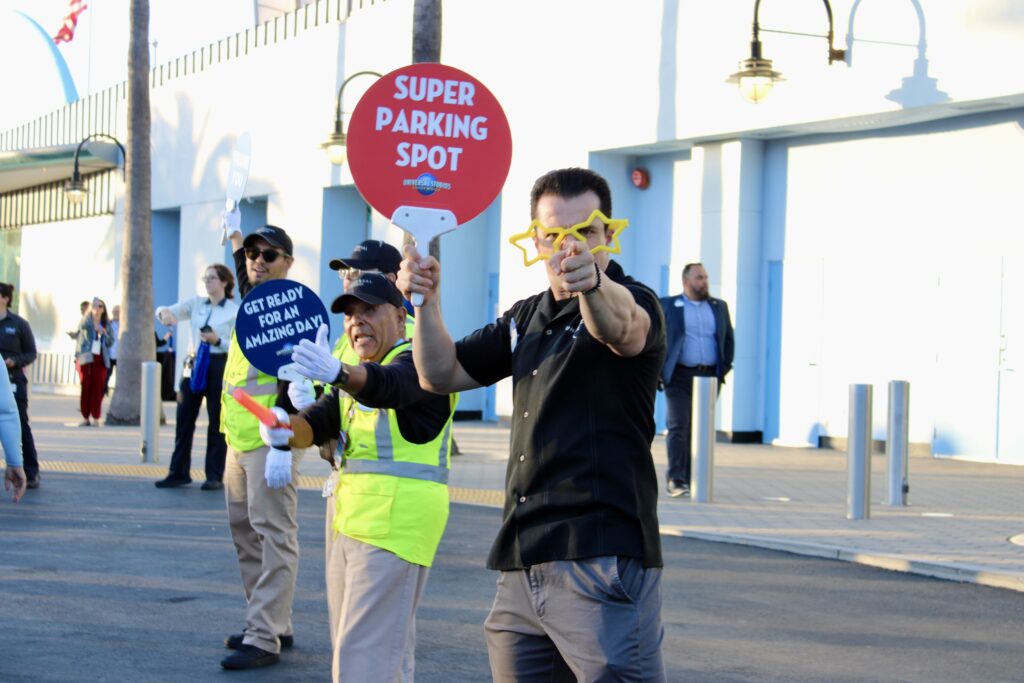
<box><xmin>328</xmin><ymin>240</ymin><xmax>402</xmax><ymax>275</ymax></box>
<box><xmin>330</xmin><ymin>272</ymin><xmax>405</xmax><ymax>313</ymax></box>
<box><xmin>242</xmin><ymin>225</ymin><xmax>293</xmax><ymax>256</ymax></box>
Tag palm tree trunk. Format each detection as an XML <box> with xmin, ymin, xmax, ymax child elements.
<box><xmin>412</xmin><ymin>0</ymin><xmax>442</xmax><ymax>64</ymax></box>
<box><xmin>412</xmin><ymin>0</ymin><xmax>443</xmax><ymax>262</ymax></box>
<box><xmin>107</xmin><ymin>0</ymin><xmax>155</xmax><ymax>425</ymax></box>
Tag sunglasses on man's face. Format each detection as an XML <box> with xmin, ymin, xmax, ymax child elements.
<box><xmin>244</xmin><ymin>247</ymin><xmax>285</xmax><ymax>263</ymax></box>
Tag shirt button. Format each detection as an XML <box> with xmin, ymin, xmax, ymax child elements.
<box><xmin>545</xmin><ymin>329</ymin><xmax>552</xmax><ymax>336</ymax></box>
<box><xmin>531</xmin><ymin>369</ymin><xmax>538</xmax><ymax>376</ymax></box>
<box><xmin>519</xmin><ymin>454</ymin><xmax>525</xmax><ymax>462</ymax></box>
<box><xmin>519</xmin><ymin>496</ymin><xmax>526</xmax><ymax>503</ymax></box>
<box><xmin>523</xmin><ymin>411</ymin><xmax>529</xmax><ymax>418</ymax></box>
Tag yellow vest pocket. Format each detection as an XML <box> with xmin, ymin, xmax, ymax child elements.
<box><xmin>336</xmin><ymin>473</ymin><xmax>397</xmax><ymax>539</ymax></box>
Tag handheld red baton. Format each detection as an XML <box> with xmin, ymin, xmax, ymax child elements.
<box><xmin>232</xmin><ymin>388</ymin><xmax>292</xmax><ymax>431</ymax></box>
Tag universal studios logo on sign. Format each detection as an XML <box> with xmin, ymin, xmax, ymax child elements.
<box><xmin>234</xmin><ymin>279</ymin><xmax>330</xmax><ymax>380</ymax></box>
<box><xmin>405</xmin><ymin>173</ymin><xmax>451</xmax><ymax>196</ymax></box>
<box><xmin>346</xmin><ymin>63</ymin><xmax>512</xmax><ymax>226</ymax></box>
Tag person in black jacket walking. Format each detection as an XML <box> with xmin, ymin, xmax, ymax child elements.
<box><xmin>0</xmin><ymin>283</ymin><xmax>39</xmax><ymax>490</ymax></box>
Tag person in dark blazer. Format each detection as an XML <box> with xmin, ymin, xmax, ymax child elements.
<box><xmin>659</xmin><ymin>263</ymin><xmax>734</xmax><ymax>497</ymax></box>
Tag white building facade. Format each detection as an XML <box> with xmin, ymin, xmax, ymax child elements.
<box><xmin>1</xmin><ymin>0</ymin><xmax>1021</xmax><ymax>463</ymax></box>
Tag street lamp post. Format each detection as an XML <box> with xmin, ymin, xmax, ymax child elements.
<box><xmin>321</xmin><ymin>70</ymin><xmax>383</xmax><ymax>165</ymax></box>
<box><xmin>727</xmin><ymin>0</ymin><xmax>847</xmax><ymax>103</ymax></box>
<box><xmin>64</xmin><ymin>133</ymin><xmax>126</xmax><ymax>204</ymax></box>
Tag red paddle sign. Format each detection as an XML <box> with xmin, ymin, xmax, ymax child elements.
<box><xmin>346</xmin><ymin>63</ymin><xmax>512</xmax><ymax>247</ymax></box>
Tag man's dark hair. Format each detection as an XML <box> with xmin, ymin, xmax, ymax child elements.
<box><xmin>0</xmin><ymin>282</ymin><xmax>12</xmax><ymax>307</ymax></box>
<box><xmin>682</xmin><ymin>263</ymin><xmax>704</xmax><ymax>279</ymax></box>
<box><xmin>529</xmin><ymin>167</ymin><xmax>612</xmax><ymax>219</ymax></box>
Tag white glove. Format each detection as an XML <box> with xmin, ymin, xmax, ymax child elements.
<box><xmin>221</xmin><ymin>206</ymin><xmax>242</xmax><ymax>239</ymax></box>
<box><xmin>265</xmin><ymin>448</ymin><xmax>293</xmax><ymax>489</ymax></box>
<box><xmin>287</xmin><ymin>378</ymin><xmax>317</xmax><ymax>410</ymax></box>
<box><xmin>291</xmin><ymin>324</ymin><xmax>341</xmax><ymax>384</ymax></box>
<box><xmin>157</xmin><ymin>308</ymin><xmax>177</xmax><ymax>326</ymax></box>
<box><xmin>258</xmin><ymin>407</ymin><xmax>292</xmax><ymax>448</ymax></box>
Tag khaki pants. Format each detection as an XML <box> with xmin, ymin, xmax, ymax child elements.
<box><xmin>224</xmin><ymin>444</ymin><xmax>300</xmax><ymax>653</ymax></box>
<box><xmin>327</xmin><ymin>533</ymin><xmax>430</xmax><ymax>682</ymax></box>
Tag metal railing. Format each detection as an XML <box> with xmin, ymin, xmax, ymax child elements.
<box><xmin>28</xmin><ymin>351</ymin><xmax>80</xmax><ymax>387</ymax></box>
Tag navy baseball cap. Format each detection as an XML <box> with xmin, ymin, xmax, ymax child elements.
<box><xmin>331</xmin><ymin>273</ymin><xmax>404</xmax><ymax>314</ymax></box>
<box><xmin>329</xmin><ymin>240</ymin><xmax>402</xmax><ymax>275</ymax></box>
<box><xmin>243</xmin><ymin>225</ymin><xmax>293</xmax><ymax>256</ymax></box>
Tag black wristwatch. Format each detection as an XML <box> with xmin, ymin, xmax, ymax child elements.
<box><xmin>332</xmin><ymin>364</ymin><xmax>350</xmax><ymax>388</ymax></box>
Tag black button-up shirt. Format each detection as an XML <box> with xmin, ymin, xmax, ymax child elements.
<box><xmin>455</xmin><ymin>261</ymin><xmax>666</xmax><ymax>570</ymax></box>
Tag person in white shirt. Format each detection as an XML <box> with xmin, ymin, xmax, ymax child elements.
<box><xmin>154</xmin><ymin>264</ymin><xmax>240</xmax><ymax>490</ymax></box>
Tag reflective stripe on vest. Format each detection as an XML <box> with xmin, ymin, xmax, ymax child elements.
<box><xmin>340</xmin><ymin>341</ymin><xmax>453</xmax><ymax>485</ymax></box>
<box><xmin>223</xmin><ymin>380</ymin><xmax>278</xmax><ymax>397</ymax></box>
<box><xmin>343</xmin><ymin>454</ymin><xmax>450</xmax><ymax>484</ymax></box>
<box><xmin>351</xmin><ymin>402</ymin><xmax>452</xmax><ymax>483</ymax></box>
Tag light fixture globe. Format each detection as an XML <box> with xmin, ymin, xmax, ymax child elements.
<box><xmin>322</xmin><ymin>130</ymin><xmax>347</xmax><ymax>166</ymax></box>
<box><xmin>727</xmin><ymin>55</ymin><xmax>784</xmax><ymax>104</ymax></box>
<box><xmin>63</xmin><ymin>133</ymin><xmax>126</xmax><ymax>205</ymax></box>
<box><xmin>64</xmin><ymin>174</ymin><xmax>88</xmax><ymax>204</ymax></box>
<box><xmin>727</xmin><ymin>1</ymin><xmax>845</xmax><ymax>104</ymax></box>
<box><xmin>322</xmin><ymin>70</ymin><xmax>383</xmax><ymax>166</ymax></box>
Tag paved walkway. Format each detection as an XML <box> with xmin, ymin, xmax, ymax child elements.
<box><xmin>17</xmin><ymin>390</ymin><xmax>1024</xmax><ymax>592</ymax></box>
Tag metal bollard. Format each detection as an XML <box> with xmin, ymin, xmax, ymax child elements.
<box><xmin>847</xmin><ymin>384</ymin><xmax>872</xmax><ymax>519</ymax></box>
<box><xmin>886</xmin><ymin>380</ymin><xmax>910</xmax><ymax>506</ymax></box>
<box><xmin>691</xmin><ymin>376</ymin><xmax>717</xmax><ymax>503</ymax></box>
<box><xmin>141</xmin><ymin>361</ymin><xmax>161</xmax><ymax>463</ymax></box>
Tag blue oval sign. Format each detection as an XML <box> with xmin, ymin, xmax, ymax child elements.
<box><xmin>234</xmin><ymin>278</ymin><xmax>329</xmax><ymax>376</ymax></box>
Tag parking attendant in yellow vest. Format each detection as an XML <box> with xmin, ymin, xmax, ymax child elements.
<box><xmin>259</xmin><ymin>273</ymin><xmax>456</xmax><ymax>683</ymax></box>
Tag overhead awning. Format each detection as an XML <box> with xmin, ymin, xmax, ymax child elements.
<box><xmin>0</xmin><ymin>141</ymin><xmax>123</xmax><ymax>195</ymax></box>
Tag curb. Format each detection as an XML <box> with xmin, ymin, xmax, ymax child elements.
<box><xmin>662</xmin><ymin>527</ymin><xmax>1024</xmax><ymax>593</ymax></box>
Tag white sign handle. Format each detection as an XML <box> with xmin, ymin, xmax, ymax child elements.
<box><xmin>390</xmin><ymin>206</ymin><xmax>458</xmax><ymax>307</ymax></box>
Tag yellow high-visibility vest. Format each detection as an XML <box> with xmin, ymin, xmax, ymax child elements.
<box><xmin>221</xmin><ymin>333</ymin><xmax>278</xmax><ymax>452</ymax></box>
<box><xmin>334</xmin><ymin>340</ymin><xmax>457</xmax><ymax>567</ymax></box>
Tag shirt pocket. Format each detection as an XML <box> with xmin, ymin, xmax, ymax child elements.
<box><xmin>337</xmin><ymin>474</ymin><xmax>397</xmax><ymax>539</ymax></box>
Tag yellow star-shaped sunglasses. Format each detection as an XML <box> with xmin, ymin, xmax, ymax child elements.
<box><xmin>508</xmin><ymin>210</ymin><xmax>629</xmax><ymax>267</ymax></box>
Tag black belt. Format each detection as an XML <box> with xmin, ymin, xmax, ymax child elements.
<box><xmin>682</xmin><ymin>364</ymin><xmax>716</xmax><ymax>374</ymax></box>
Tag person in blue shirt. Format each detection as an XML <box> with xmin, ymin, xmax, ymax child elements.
<box><xmin>1</xmin><ymin>368</ymin><xmax>26</xmax><ymax>503</ymax></box>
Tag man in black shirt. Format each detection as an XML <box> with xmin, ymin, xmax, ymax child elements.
<box><xmin>398</xmin><ymin>167</ymin><xmax>668</xmax><ymax>681</ymax></box>
<box><xmin>0</xmin><ymin>283</ymin><xmax>39</xmax><ymax>490</ymax></box>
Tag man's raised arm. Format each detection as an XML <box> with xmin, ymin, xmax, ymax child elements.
<box><xmin>397</xmin><ymin>246</ymin><xmax>481</xmax><ymax>394</ymax></box>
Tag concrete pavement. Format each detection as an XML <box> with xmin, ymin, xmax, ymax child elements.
<box><xmin>15</xmin><ymin>389</ymin><xmax>1024</xmax><ymax>592</ymax></box>
<box><xmin>6</xmin><ymin>472</ymin><xmax>1023</xmax><ymax>683</ymax></box>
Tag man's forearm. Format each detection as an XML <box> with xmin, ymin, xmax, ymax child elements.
<box><xmin>580</xmin><ymin>277</ymin><xmax>650</xmax><ymax>357</ymax></box>
<box><xmin>287</xmin><ymin>414</ymin><xmax>315</xmax><ymax>449</ymax></box>
<box><xmin>412</xmin><ymin>300</ymin><xmax>460</xmax><ymax>393</ymax></box>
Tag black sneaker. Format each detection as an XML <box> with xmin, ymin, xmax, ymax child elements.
<box><xmin>220</xmin><ymin>644</ymin><xmax>279</xmax><ymax>670</ymax></box>
<box><xmin>154</xmin><ymin>476</ymin><xmax>191</xmax><ymax>488</ymax></box>
<box><xmin>200</xmin><ymin>480</ymin><xmax>224</xmax><ymax>491</ymax></box>
<box><xmin>224</xmin><ymin>633</ymin><xmax>293</xmax><ymax>650</ymax></box>
<box><xmin>26</xmin><ymin>475</ymin><xmax>41</xmax><ymax>490</ymax></box>
<box><xmin>667</xmin><ymin>479</ymin><xmax>688</xmax><ymax>498</ymax></box>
